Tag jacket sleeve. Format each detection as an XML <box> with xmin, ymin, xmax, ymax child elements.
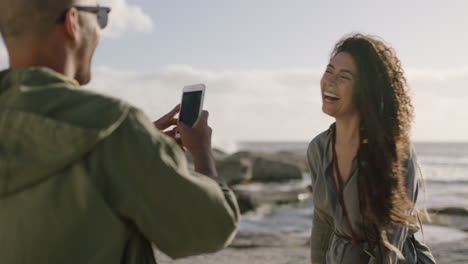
<box><xmin>307</xmin><ymin>140</ymin><xmax>333</xmax><ymax>263</ymax></box>
<box><xmin>89</xmin><ymin>107</ymin><xmax>240</xmax><ymax>259</ymax></box>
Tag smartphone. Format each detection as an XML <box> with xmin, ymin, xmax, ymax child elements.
<box><xmin>179</xmin><ymin>84</ymin><xmax>205</xmax><ymax>127</ymax></box>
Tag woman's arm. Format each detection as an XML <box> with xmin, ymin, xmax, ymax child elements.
<box><xmin>307</xmin><ymin>140</ymin><xmax>333</xmax><ymax>264</ymax></box>
<box><xmin>310</xmin><ymin>207</ymin><xmax>333</xmax><ymax>263</ymax></box>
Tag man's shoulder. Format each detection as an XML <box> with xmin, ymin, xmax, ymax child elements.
<box><xmin>3</xmin><ymin>78</ymin><xmax>135</xmax><ymax>131</ymax></box>
<box><xmin>41</xmin><ymin>86</ymin><xmax>134</xmax><ymax>130</ymax></box>
<box><xmin>57</xmin><ymin>86</ymin><xmax>131</xmax><ymax>114</ymax></box>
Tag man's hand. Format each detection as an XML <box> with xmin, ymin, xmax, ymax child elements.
<box><xmin>178</xmin><ymin>110</ymin><xmax>217</xmax><ymax>176</ymax></box>
<box><xmin>153</xmin><ymin>104</ymin><xmax>180</xmax><ymax>131</ymax></box>
<box><xmin>153</xmin><ymin>105</ymin><xmax>183</xmax><ymax>149</ymax></box>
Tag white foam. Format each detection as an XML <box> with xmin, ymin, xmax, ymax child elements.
<box><xmin>415</xmin><ymin>225</ymin><xmax>468</xmax><ymax>244</ymax></box>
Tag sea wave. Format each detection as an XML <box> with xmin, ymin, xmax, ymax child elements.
<box><xmin>418</xmin><ymin>166</ymin><xmax>468</xmax><ymax>182</ymax></box>
<box><xmin>419</xmin><ymin>156</ymin><xmax>468</xmax><ymax>167</ymax></box>
<box><xmin>425</xmin><ymin>179</ymin><xmax>468</xmax><ymax>184</ymax></box>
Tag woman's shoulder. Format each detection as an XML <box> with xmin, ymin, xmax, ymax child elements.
<box><xmin>307</xmin><ymin>125</ymin><xmax>334</xmax><ymax>154</ymax></box>
<box><xmin>408</xmin><ymin>143</ymin><xmax>418</xmax><ymax>160</ymax></box>
<box><xmin>307</xmin><ymin>126</ymin><xmax>334</xmax><ymax>173</ymax></box>
<box><xmin>404</xmin><ymin>143</ymin><xmax>419</xmax><ymax>169</ymax></box>
<box><xmin>401</xmin><ymin>142</ymin><xmax>421</xmax><ymax>201</ymax></box>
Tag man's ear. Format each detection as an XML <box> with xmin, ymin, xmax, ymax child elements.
<box><xmin>63</xmin><ymin>8</ymin><xmax>80</xmax><ymax>43</ymax></box>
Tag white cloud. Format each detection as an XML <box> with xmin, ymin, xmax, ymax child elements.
<box><xmin>406</xmin><ymin>67</ymin><xmax>468</xmax><ymax>143</ymax></box>
<box><xmin>86</xmin><ymin>64</ymin><xmax>468</xmax><ymax>151</ymax></box>
<box><xmin>406</xmin><ymin>67</ymin><xmax>468</xmax><ymax>83</ymax></box>
<box><xmin>1</xmin><ymin>44</ymin><xmax>466</xmax><ymax>150</ymax></box>
<box><xmin>99</xmin><ymin>0</ymin><xmax>154</xmax><ymax>38</ymax></box>
<box><xmin>87</xmin><ymin>65</ymin><xmax>331</xmax><ymax>151</ymax></box>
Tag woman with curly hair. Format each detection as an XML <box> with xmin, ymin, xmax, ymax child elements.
<box><xmin>308</xmin><ymin>34</ymin><xmax>436</xmax><ymax>264</ymax></box>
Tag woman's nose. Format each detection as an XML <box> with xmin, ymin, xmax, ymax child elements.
<box><xmin>326</xmin><ymin>74</ymin><xmax>338</xmax><ymax>85</ymax></box>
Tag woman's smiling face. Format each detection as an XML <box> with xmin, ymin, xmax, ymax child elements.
<box><xmin>320</xmin><ymin>52</ymin><xmax>359</xmax><ymax>119</ymax></box>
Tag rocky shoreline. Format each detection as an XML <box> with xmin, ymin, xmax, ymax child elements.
<box><xmin>156</xmin><ymin>212</ymin><xmax>468</xmax><ymax>264</ymax></box>
<box><xmin>156</xmin><ymin>228</ymin><xmax>468</xmax><ymax>264</ymax></box>
<box><xmin>160</xmin><ymin>149</ymin><xmax>468</xmax><ymax>263</ymax></box>
<box><xmin>213</xmin><ymin>149</ymin><xmax>311</xmax><ymax>213</ymax></box>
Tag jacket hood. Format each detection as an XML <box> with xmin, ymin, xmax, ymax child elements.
<box><xmin>0</xmin><ymin>67</ymin><xmax>129</xmax><ymax>197</ymax></box>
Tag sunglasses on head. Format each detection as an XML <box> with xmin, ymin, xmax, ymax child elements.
<box><xmin>56</xmin><ymin>5</ymin><xmax>111</xmax><ymax>29</ymax></box>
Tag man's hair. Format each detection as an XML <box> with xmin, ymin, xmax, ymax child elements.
<box><xmin>0</xmin><ymin>0</ymin><xmax>74</xmax><ymax>43</ymax></box>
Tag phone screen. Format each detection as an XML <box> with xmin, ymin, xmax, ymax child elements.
<box><xmin>179</xmin><ymin>91</ymin><xmax>203</xmax><ymax>127</ymax></box>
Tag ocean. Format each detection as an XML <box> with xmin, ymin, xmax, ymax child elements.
<box><xmin>235</xmin><ymin>142</ymin><xmax>468</xmax><ymax>243</ymax></box>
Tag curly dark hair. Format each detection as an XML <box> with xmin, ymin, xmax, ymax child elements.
<box><xmin>331</xmin><ymin>34</ymin><xmax>417</xmax><ymax>261</ymax></box>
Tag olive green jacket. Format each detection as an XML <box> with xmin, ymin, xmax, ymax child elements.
<box><xmin>0</xmin><ymin>67</ymin><xmax>240</xmax><ymax>264</ymax></box>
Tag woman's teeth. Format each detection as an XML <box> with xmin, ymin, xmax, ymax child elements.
<box><xmin>324</xmin><ymin>91</ymin><xmax>340</xmax><ymax>100</ymax></box>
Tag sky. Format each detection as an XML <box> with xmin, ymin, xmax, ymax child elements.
<box><xmin>1</xmin><ymin>0</ymin><xmax>467</xmax><ymax>151</ymax></box>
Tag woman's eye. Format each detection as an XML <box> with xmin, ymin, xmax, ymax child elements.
<box><xmin>340</xmin><ymin>76</ymin><xmax>351</xmax><ymax>80</ymax></box>
<box><xmin>325</xmin><ymin>70</ymin><xmax>332</xmax><ymax>74</ymax></box>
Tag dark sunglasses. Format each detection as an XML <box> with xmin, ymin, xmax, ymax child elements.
<box><xmin>56</xmin><ymin>5</ymin><xmax>111</xmax><ymax>29</ymax></box>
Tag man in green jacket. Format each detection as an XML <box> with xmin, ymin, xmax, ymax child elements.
<box><xmin>0</xmin><ymin>0</ymin><xmax>240</xmax><ymax>263</ymax></box>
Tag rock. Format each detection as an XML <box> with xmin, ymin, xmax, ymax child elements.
<box><xmin>185</xmin><ymin>148</ymin><xmax>228</xmax><ymax>171</ymax></box>
<box><xmin>233</xmin><ymin>190</ymin><xmax>259</xmax><ymax>214</ymax></box>
<box><xmin>251</xmin><ymin>156</ymin><xmax>302</xmax><ymax>182</ymax></box>
<box><xmin>217</xmin><ymin>155</ymin><xmax>253</xmax><ymax>185</ymax></box>
<box><xmin>234</xmin><ymin>184</ymin><xmax>310</xmax><ymax>207</ymax></box>
<box><xmin>186</xmin><ymin>149</ymin><xmax>306</xmax><ymax>185</ymax></box>
<box><xmin>155</xmin><ymin>236</ymin><xmax>468</xmax><ymax>264</ymax></box>
<box><xmin>275</xmin><ymin>151</ymin><xmax>309</xmax><ymax>172</ymax></box>
<box><xmin>232</xmin><ymin>182</ymin><xmax>311</xmax><ymax>214</ymax></box>
<box><xmin>230</xmin><ymin>230</ymin><xmax>308</xmax><ymax>248</ymax></box>
<box><xmin>427</xmin><ymin>207</ymin><xmax>468</xmax><ymax>216</ymax></box>
<box><xmin>237</xmin><ymin>150</ymin><xmax>309</xmax><ymax>173</ymax></box>
<box><xmin>212</xmin><ymin>148</ymin><xmax>228</xmax><ymax>162</ymax></box>
<box><xmin>217</xmin><ymin>151</ymin><xmax>304</xmax><ymax>185</ymax></box>
<box><xmin>423</xmin><ymin>208</ymin><xmax>468</xmax><ymax>232</ymax></box>
<box><xmin>420</xmin><ymin>213</ymin><xmax>450</xmax><ymax>226</ymax></box>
